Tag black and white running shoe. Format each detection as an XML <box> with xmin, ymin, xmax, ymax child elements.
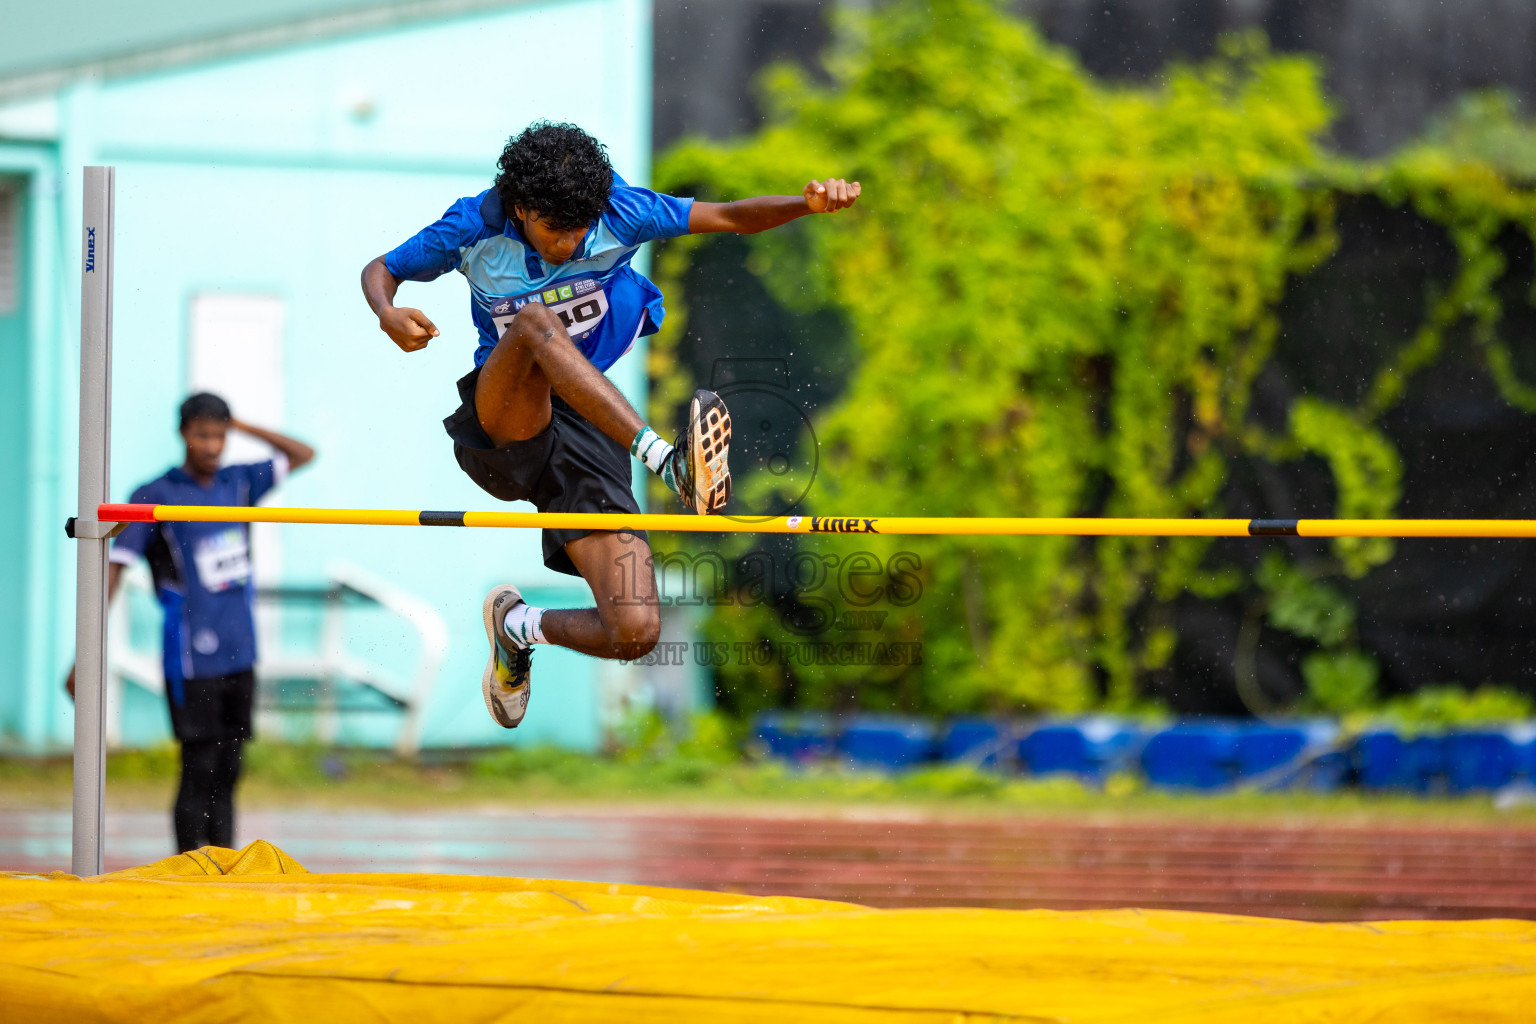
<box><xmin>481</xmin><ymin>584</ymin><xmax>532</xmax><ymax>729</ymax></box>
<box><xmin>668</xmin><ymin>389</ymin><xmax>732</xmax><ymax>515</ymax></box>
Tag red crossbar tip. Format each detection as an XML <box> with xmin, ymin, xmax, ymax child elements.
<box><xmin>98</xmin><ymin>503</ymin><xmax>157</xmax><ymax>523</ymax></box>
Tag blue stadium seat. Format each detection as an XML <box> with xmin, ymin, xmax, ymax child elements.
<box><xmin>1520</xmin><ymin>732</ymin><xmax>1536</xmax><ymax>780</ymax></box>
<box><xmin>1019</xmin><ymin>725</ymin><xmax>1092</xmax><ymax>776</ymax></box>
<box><xmin>1232</xmin><ymin>725</ymin><xmax>1307</xmax><ymax>778</ymax></box>
<box><xmin>1141</xmin><ymin>723</ymin><xmax>1241</xmax><ymax>789</ymax></box>
<box><xmin>1354</xmin><ymin>732</ymin><xmax>1444</xmax><ymax>791</ymax></box>
<box><xmin>838</xmin><ymin>716</ymin><xmax>937</xmax><ymax>770</ymax></box>
<box><xmin>1020</xmin><ymin>718</ymin><xmax>1143</xmax><ymax>779</ymax></box>
<box><xmin>1442</xmin><ymin>732</ymin><xmax>1519</xmax><ymax>792</ymax></box>
<box><xmin>940</xmin><ymin>718</ymin><xmax>1014</xmax><ymax>766</ymax></box>
<box><xmin>1232</xmin><ymin>720</ymin><xmax>1345</xmax><ymax>791</ymax></box>
<box><xmin>752</xmin><ymin>713</ymin><xmax>836</xmax><ymax>763</ymax></box>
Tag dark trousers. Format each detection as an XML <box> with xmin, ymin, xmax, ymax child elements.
<box><xmin>167</xmin><ymin>669</ymin><xmax>254</xmax><ymax>853</ymax></box>
<box><xmin>175</xmin><ymin>739</ymin><xmax>244</xmax><ymax>852</ymax></box>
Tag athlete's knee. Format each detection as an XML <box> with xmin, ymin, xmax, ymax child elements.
<box><xmin>505</xmin><ymin>302</ymin><xmax>562</xmax><ymax>346</ymax></box>
<box><xmin>605</xmin><ymin>605</ymin><xmax>661</xmax><ymax>660</ymax></box>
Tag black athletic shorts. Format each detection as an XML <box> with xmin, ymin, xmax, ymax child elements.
<box><xmin>167</xmin><ymin>669</ymin><xmax>255</xmax><ymax>743</ymax></box>
<box><xmin>443</xmin><ymin>365</ymin><xmax>649</xmax><ymax>576</ymax></box>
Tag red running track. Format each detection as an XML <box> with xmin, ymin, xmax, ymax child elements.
<box><xmin>4</xmin><ymin>808</ymin><xmax>1533</xmax><ymax>921</ymax></box>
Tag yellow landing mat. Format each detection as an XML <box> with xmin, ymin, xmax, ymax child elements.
<box><xmin>4</xmin><ymin>840</ymin><xmax>1535</xmax><ymax>1023</ymax></box>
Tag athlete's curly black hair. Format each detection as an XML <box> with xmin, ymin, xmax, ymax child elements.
<box><xmin>493</xmin><ymin>122</ymin><xmax>613</xmax><ymax>230</ymax></box>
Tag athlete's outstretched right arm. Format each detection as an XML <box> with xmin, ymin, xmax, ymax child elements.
<box><xmin>362</xmin><ymin>256</ymin><xmax>440</xmax><ymax>353</ymax></box>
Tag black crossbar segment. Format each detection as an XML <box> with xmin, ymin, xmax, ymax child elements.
<box><xmin>1248</xmin><ymin>519</ymin><xmax>1300</xmax><ymax>536</ymax></box>
<box><xmin>419</xmin><ymin>510</ymin><xmax>467</xmax><ymax>527</ymax></box>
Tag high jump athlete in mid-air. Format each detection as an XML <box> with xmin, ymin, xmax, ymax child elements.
<box><xmin>361</xmin><ymin>122</ymin><xmax>860</xmax><ymax>729</ymax></box>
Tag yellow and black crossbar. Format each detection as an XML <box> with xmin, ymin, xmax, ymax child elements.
<box><xmin>93</xmin><ymin>504</ymin><xmax>1536</xmax><ymax>538</ymax></box>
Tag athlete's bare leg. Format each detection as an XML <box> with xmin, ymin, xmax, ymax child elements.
<box><xmin>472</xmin><ymin>304</ymin><xmax>661</xmax><ymax>662</ymax></box>
<box><xmin>540</xmin><ymin>530</ymin><xmax>661</xmax><ymax>661</ymax></box>
<box><xmin>474</xmin><ymin>302</ymin><xmax>644</xmax><ymax>446</ymax></box>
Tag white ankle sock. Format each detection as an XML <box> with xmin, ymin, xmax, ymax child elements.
<box><xmin>503</xmin><ymin>603</ymin><xmax>547</xmax><ymax>648</ymax></box>
<box><xmin>631</xmin><ymin>426</ymin><xmax>675</xmax><ymax>488</ymax></box>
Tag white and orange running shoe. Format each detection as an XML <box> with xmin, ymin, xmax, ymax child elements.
<box><xmin>668</xmin><ymin>389</ymin><xmax>732</xmax><ymax>514</ymax></box>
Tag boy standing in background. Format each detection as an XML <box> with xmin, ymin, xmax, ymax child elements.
<box><xmin>69</xmin><ymin>393</ymin><xmax>314</xmax><ymax>853</ymax></box>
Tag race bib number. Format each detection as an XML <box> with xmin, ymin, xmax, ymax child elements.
<box><xmin>490</xmin><ymin>277</ymin><xmax>609</xmax><ymax>340</ymax></box>
<box><xmin>192</xmin><ymin>527</ymin><xmax>252</xmax><ymax>593</ymax></box>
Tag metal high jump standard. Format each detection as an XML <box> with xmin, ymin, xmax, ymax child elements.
<box><xmin>72</xmin><ymin>167</ymin><xmax>116</xmax><ymax>875</ymax></box>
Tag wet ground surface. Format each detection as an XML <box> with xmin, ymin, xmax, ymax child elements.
<box><xmin>5</xmin><ymin>808</ymin><xmax>1534</xmax><ymax>921</ymax></box>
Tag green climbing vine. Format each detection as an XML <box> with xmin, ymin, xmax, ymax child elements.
<box><xmin>649</xmin><ymin>0</ymin><xmax>1536</xmax><ymax>717</ymax></box>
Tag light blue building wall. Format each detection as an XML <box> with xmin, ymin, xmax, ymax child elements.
<box><xmin>0</xmin><ymin>0</ymin><xmax>687</xmax><ymax>753</ymax></box>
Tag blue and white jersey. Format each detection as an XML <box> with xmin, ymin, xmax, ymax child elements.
<box><xmin>384</xmin><ymin>173</ymin><xmax>694</xmax><ymax>370</ymax></box>
<box><xmin>111</xmin><ymin>459</ymin><xmax>285</xmax><ymax>695</ymax></box>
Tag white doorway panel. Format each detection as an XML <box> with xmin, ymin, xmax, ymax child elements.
<box><xmin>188</xmin><ymin>292</ymin><xmax>286</xmax><ymax>585</ymax></box>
